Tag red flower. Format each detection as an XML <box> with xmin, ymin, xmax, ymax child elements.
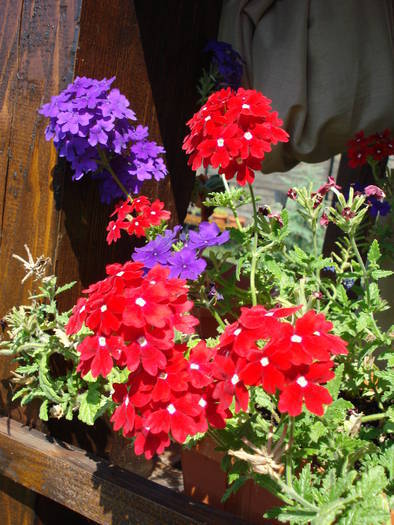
<box><xmin>240</xmin><ymin>350</ymin><xmax>285</xmax><ymax>394</ymax></box>
<box><xmin>140</xmin><ymin>199</ymin><xmax>171</xmax><ymax>226</ymax></box>
<box><xmin>145</xmin><ymin>393</ymin><xmax>202</xmax><ymax>444</ymax></box>
<box><xmin>212</xmin><ymin>355</ymin><xmax>249</xmax><ymax>413</ymax></box>
<box><xmin>278</xmin><ymin>362</ymin><xmax>334</xmax><ymax>416</ymax></box>
<box><xmin>183</xmin><ymin>87</ymin><xmax>288</xmax><ymax>186</ymax></box>
<box><xmin>77</xmin><ymin>335</ymin><xmax>125</xmax><ymax>378</ymax></box>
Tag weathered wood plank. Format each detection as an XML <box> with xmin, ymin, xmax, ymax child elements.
<box><xmin>0</xmin><ymin>417</ymin><xmax>247</xmax><ymax>524</ymax></box>
<box><xmin>0</xmin><ymin>474</ymin><xmax>37</xmax><ymax>525</ymax></box>
<box><xmin>0</xmin><ymin>0</ymin><xmax>82</xmax><ymax>424</ymax></box>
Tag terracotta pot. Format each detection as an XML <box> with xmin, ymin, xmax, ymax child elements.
<box><xmin>182</xmin><ymin>437</ymin><xmax>282</xmax><ymax>525</ymax></box>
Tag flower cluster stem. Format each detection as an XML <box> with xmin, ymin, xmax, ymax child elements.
<box><xmin>248</xmin><ymin>183</ymin><xmax>259</xmax><ymax>306</ymax></box>
<box><xmin>221</xmin><ymin>174</ymin><xmax>243</xmax><ymax>231</ymax></box>
<box><xmin>97</xmin><ymin>146</ymin><xmax>132</xmax><ymax>201</ymax></box>
<box><xmin>285</xmin><ymin>416</ymin><xmax>295</xmax><ymax>488</ymax></box>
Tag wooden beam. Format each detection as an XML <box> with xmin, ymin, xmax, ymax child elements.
<box><xmin>0</xmin><ymin>417</ymin><xmax>247</xmax><ymax>524</ymax></box>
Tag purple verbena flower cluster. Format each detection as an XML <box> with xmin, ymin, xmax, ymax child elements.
<box><xmin>39</xmin><ymin>76</ymin><xmax>167</xmax><ymax>202</ymax></box>
<box><xmin>132</xmin><ymin>221</ymin><xmax>230</xmax><ymax>280</ymax></box>
<box><xmin>204</xmin><ymin>40</ymin><xmax>243</xmax><ymax>90</ymax></box>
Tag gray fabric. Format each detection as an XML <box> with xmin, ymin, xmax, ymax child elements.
<box><xmin>219</xmin><ymin>0</ymin><xmax>394</xmax><ymax>172</ymax></box>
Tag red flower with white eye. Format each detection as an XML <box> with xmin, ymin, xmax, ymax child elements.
<box><xmin>188</xmin><ymin>341</ymin><xmax>214</xmax><ymax>388</ymax></box>
<box><xmin>110</xmin><ymin>383</ymin><xmax>136</xmax><ymax>436</ymax></box>
<box><xmin>140</xmin><ymin>199</ymin><xmax>171</xmax><ymax>226</ymax></box>
<box><xmin>145</xmin><ymin>393</ymin><xmax>202</xmax><ymax>444</ymax></box>
<box><xmin>212</xmin><ymin>354</ymin><xmax>249</xmax><ymax>413</ymax></box>
<box><xmin>271</xmin><ymin>310</ymin><xmax>347</xmax><ymax>366</ymax></box>
<box><xmin>129</xmin><ymin>195</ymin><xmax>151</xmax><ymax>213</ymax></box>
<box><xmin>66</xmin><ymin>298</ymin><xmax>88</xmax><ymax>335</ymax></box>
<box><xmin>122</xmin><ymin>285</ymin><xmax>172</xmax><ymax>329</ymax></box>
<box><xmin>240</xmin><ymin>350</ymin><xmax>285</xmax><ymax>394</ymax></box>
<box><xmin>76</xmin><ymin>334</ymin><xmax>125</xmax><ymax>378</ymax></box>
<box><xmin>218</xmin><ymin>321</ymin><xmax>261</xmax><ymax>357</ymax></box>
<box><xmin>150</xmin><ymin>350</ymin><xmax>189</xmax><ymax>403</ymax></box>
<box><xmin>106</xmin><ymin>220</ymin><xmax>122</xmax><ymax>245</ymax></box>
<box><xmin>85</xmin><ymin>293</ymin><xmax>124</xmax><ymax>336</ymax></box>
<box><xmin>197</xmin><ymin>124</ymin><xmax>242</xmax><ymax>169</ymax></box>
<box><xmin>278</xmin><ymin>361</ymin><xmax>334</xmax><ymax>416</ymax></box>
<box><xmin>126</xmin><ymin>215</ymin><xmax>150</xmax><ymax>238</ymax></box>
<box><xmin>239</xmin><ymin>304</ymin><xmax>301</xmax><ymax>331</ymax></box>
<box><xmin>124</xmin><ymin>334</ymin><xmax>167</xmax><ymax>376</ymax></box>
<box><xmin>220</xmin><ymin>155</ymin><xmax>262</xmax><ymax>186</ymax></box>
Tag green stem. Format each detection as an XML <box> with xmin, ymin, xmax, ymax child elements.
<box><xmin>97</xmin><ymin>146</ymin><xmax>132</xmax><ymax>201</ymax></box>
<box><xmin>285</xmin><ymin>416</ymin><xmax>295</xmax><ymax>488</ymax></box>
<box><xmin>349</xmin><ymin>233</ymin><xmax>370</xmax><ymax>306</ymax></box>
<box><xmin>208</xmin><ymin>305</ymin><xmax>226</xmax><ymax>329</ymax></box>
<box><xmin>248</xmin><ymin>183</ymin><xmax>259</xmax><ymax>306</ymax></box>
<box><xmin>361</xmin><ymin>411</ymin><xmax>388</xmax><ymax>423</ymax></box>
<box><xmin>220</xmin><ymin>174</ymin><xmax>243</xmax><ymax>231</ymax></box>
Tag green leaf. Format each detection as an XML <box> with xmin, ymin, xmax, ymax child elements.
<box><xmin>55</xmin><ymin>281</ymin><xmax>76</xmax><ymax>296</ymax></box>
<box><xmin>39</xmin><ymin>399</ymin><xmax>49</xmax><ymax>421</ymax></box>
<box><xmin>327</xmin><ymin>364</ymin><xmax>344</xmax><ymax>401</ymax></box>
<box><xmin>367</xmin><ymin>240</ymin><xmax>381</xmax><ymax>264</ymax></box>
<box><xmin>77</xmin><ymin>385</ymin><xmax>108</xmax><ymax>426</ymax></box>
<box><xmin>220</xmin><ymin>476</ymin><xmax>246</xmax><ymax>503</ymax></box>
<box><xmin>310</xmin><ymin>421</ymin><xmax>327</xmax><ymax>442</ymax></box>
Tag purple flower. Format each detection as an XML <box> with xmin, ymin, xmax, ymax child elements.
<box><xmin>132</xmin><ymin>227</ymin><xmax>180</xmax><ymax>268</ymax></box>
<box><xmin>39</xmin><ymin>76</ymin><xmax>167</xmax><ymax>202</ymax></box>
<box><xmin>168</xmin><ymin>248</ymin><xmax>207</xmax><ymax>280</ymax></box>
<box><xmin>188</xmin><ymin>221</ymin><xmax>229</xmax><ymax>250</ymax></box>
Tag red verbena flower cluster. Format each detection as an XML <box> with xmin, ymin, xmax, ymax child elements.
<box><xmin>214</xmin><ymin>306</ymin><xmax>348</xmax><ymax>417</ymax></box>
<box><xmin>183</xmin><ymin>88</ymin><xmax>289</xmax><ymax>186</ymax></box>
<box><xmin>347</xmin><ymin>129</ymin><xmax>393</xmax><ymax>168</ymax></box>
<box><xmin>67</xmin><ymin>272</ymin><xmax>347</xmax><ymax>457</ymax></box>
<box><xmin>106</xmin><ymin>195</ymin><xmax>170</xmax><ymax>244</ymax></box>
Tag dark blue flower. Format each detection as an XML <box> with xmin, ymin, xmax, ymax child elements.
<box><xmin>204</xmin><ymin>40</ymin><xmax>243</xmax><ymax>90</ymax></box>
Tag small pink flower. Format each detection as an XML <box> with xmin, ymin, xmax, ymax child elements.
<box><xmin>364</xmin><ymin>185</ymin><xmax>385</xmax><ymax>201</ymax></box>
<box><xmin>320</xmin><ymin>212</ymin><xmax>330</xmax><ymax>227</ymax></box>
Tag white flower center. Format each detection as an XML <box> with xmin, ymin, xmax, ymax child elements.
<box><xmin>134</xmin><ymin>221</ymin><xmax>139</xmax><ymax>226</ymax></box>
<box><xmin>291</xmin><ymin>334</ymin><xmax>303</xmax><ymax>343</ymax></box>
<box><xmin>199</xmin><ymin>398</ymin><xmax>207</xmax><ymax>408</ymax></box>
<box><xmin>100</xmin><ymin>304</ymin><xmax>107</xmax><ymax>312</ymax></box>
<box><xmin>150</xmin><ymin>280</ymin><xmax>156</xmax><ymax>285</ymax></box>
<box><xmin>150</xmin><ymin>211</ymin><xmax>156</xmax><ymax>215</ymax></box>
<box><xmin>297</xmin><ymin>376</ymin><xmax>308</xmax><ymax>388</ymax></box>
<box><xmin>167</xmin><ymin>403</ymin><xmax>176</xmax><ymax>415</ymax></box>
<box><xmin>313</xmin><ymin>331</ymin><xmax>321</xmax><ymax>336</ymax></box>
<box><xmin>138</xmin><ymin>337</ymin><xmax>147</xmax><ymax>347</ymax></box>
<box><xmin>124</xmin><ymin>396</ymin><xmax>129</xmax><ymax>406</ymax></box>
<box><xmin>265</xmin><ymin>312</ymin><xmax>274</xmax><ymax>317</ymax></box>
<box><xmin>190</xmin><ymin>363</ymin><xmax>200</xmax><ymax>370</ymax></box>
<box><xmin>205</xmin><ymin>115</ymin><xmax>211</xmax><ymax>122</ymax></box>
<box><xmin>99</xmin><ymin>337</ymin><xmax>106</xmax><ymax>347</ymax></box>
<box><xmin>242</xmin><ymin>103</ymin><xmax>250</xmax><ymax>109</ymax></box>
<box><xmin>159</xmin><ymin>373</ymin><xmax>168</xmax><ymax>380</ymax></box>
<box><xmin>116</xmin><ymin>271</ymin><xmax>124</xmax><ymax>277</ymax></box>
<box><xmin>79</xmin><ymin>305</ymin><xmax>86</xmax><ymax>313</ymax></box>
<box><xmin>112</xmin><ymin>225</ymin><xmax>117</xmax><ymax>230</ymax></box>
<box><xmin>217</xmin><ymin>138</ymin><xmax>224</xmax><ymax>147</ymax></box>
<box><xmin>231</xmin><ymin>374</ymin><xmax>240</xmax><ymax>385</ymax></box>
<box><xmin>234</xmin><ymin>328</ymin><xmax>242</xmax><ymax>336</ymax></box>
<box><xmin>135</xmin><ymin>297</ymin><xmax>146</xmax><ymax>307</ymax></box>
<box><xmin>244</xmin><ymin>132</ymin><xmax>253</xmax><ymax>141</ymax></box>
<box><xmin>260</xmin><ymin>357</ymin><xmax>269</xmax><ymax>367</ymax></box>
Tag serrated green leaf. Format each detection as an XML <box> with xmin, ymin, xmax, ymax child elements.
<box><xmin>220</xmin><ymin>476</ymin><xmax>246</xmax><ymax>502</ymax></box>
<box><xmin>39</xmin><ymin>399</ymin><xmax>49</xmax><ymax>421</ymax></box>
<box><xmin>55</xmin><ymin>281</ymin><xmax>76</xmax><ymax>296</ymax></box>
<box><xmin>367</xmin><ymin>240</ymin><xmax>381</xmax><ymax>264</ymax></box>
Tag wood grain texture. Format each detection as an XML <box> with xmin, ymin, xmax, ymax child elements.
<box><xmin>0</xmin><ymin>417</ymin><xmax>247</xmax><ymax>525</ymax></box>
<box><xmin>0</xmin><ymin>474</ymin><xmax>37</xmax><ymax>525</ymax></box>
